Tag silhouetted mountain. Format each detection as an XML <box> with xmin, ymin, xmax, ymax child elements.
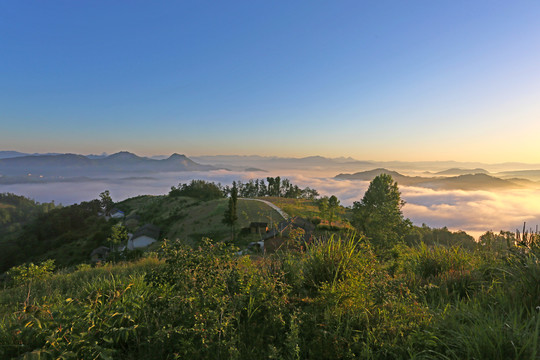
<box><xmin>0</xmin><ymin>151</ymin><xmax>217</xmax><ymax>180</ymax></box>
<box><xmin>335</xmin><ymin>168</ymin><xmax>425</xmax><ymax>185</ymax></box>
<box><xmin>0</xmin><ymin>154</ymin><xmax>93</xmax><ymax>168</ymax></box>
<box><xmin>434</xmin><ymin>168</ymin><xmax>489</xmax><ymax>176</ymax></box>
<box><xmin>191</xmin><ymin>155</ymin><xmax>374</xmax><ymax>172</ymax></box>
<box><xmin>496</xmin><ymin>170</ymin><xmax>540</xmax><ymax>181</ymax></box>
<box><xmin>0</xmin><ymin>151</ymin><xmax>29</xmax><ymax>159</ymax></box>
<box><xmin>335</xmin><ymin>169</ymin><xmax>527</xmax><ymax>190</ymax></box>
<box><xmin>0</xmin><ymin>151</ymin><xmax>64</xmax><ymax>159</ymax></box>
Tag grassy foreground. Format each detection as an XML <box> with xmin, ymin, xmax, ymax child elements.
<box><xmin>1</xmin><ymin>236</ymin><xmax>539</xmax><ymax>359</ymax></box>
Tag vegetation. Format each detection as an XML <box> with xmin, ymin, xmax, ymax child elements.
<box><xmin>1</xmin><ymin>233</ymin><xmax>538</xmax><ymax>359</ymax></box>
<box><xmin>0</xmin><ymin>198</ymin><xmax>112</xmax><ymax>273</ymax></box>
<box><xmin>1</xmin><ymin>176</ymin><xmax>539</xmax><ymax>358</ymax></box>
<box><xmin>169</xmin><ymin>180</ymin><xmax>224</xmax><ymax>201</ymax></box>
<box><xmin>0</xmin><ymin>193</ymin><xmax>59</xmax><ymax>236</ymax></box>
<box><xmin>231</xmin><ymin>177</ymin><xmax>319</xmax><ymax>199</ymax></box>
<box><xmin>352</xmin><ymin>174</ymin><xmax>411</xmax><ymax>250</ymax></box>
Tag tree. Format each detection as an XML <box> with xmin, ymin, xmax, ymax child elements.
<box><xmin>318</xmin><ymin>196</ymin><xmax>329</xmax><ymax>220</ymax></box>
<box><xmin>223</xmin><ymin>181</ymin><xmax>238</xmax><ymax>241</ymax></box>
<box><xmin>352</xmin><ymin>174</ymin><xmax>410</xmax><ymax>249</ymax></box>
<box><xmin>107</xmin><ymin>224</ymin><xmax>129</xmax><ymax>261</ymax></box>
<box><xmin>328</xmin><ymin>195</ymin><xmax>340</xmax><ymax>225</ymax></box>
<box><xmin>99</xmin><ymin>190</ymin><xmax>114</xmax><ymax>216</ymax></box>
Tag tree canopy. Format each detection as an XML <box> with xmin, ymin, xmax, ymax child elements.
<box><xmin>353</xmin><ymin>174</ymin><xmax>410</xmax><ymax>248</ymax></box>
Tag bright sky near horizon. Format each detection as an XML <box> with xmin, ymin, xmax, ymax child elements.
<box><xmin>1</xmin><ymin>1</ymin><xmax>540</xmax><ymax>162</ymax></box>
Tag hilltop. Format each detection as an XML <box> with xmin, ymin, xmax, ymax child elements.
<box><xmin>335</xmin><ymin>168</ymin><xmax>531</xmax><ymax>190</ymax></box>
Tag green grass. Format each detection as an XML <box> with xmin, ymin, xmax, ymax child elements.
<box><xmin>118</xmin><ymin>196</ymin><xmax>284</xmax><ymax>247</ymax></box>
<box><xmin>1</xmin><ymin>237</ymin><xmax>540</xmax><ymax>359</ymax></box>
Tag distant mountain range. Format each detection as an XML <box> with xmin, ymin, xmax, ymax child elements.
<box><xmin>335</xmin><ymin>168</ymin><xmax>538</xmax><ymax>190</ymax></box>
<box><xmin>0</xmin><ymin>152</ymin><xmax>218</xmax><ymax>182</ymax></box>
<box><xmin>432</xmin><ymin>168</ymin><xmax>489</xmax><ymax>176</ymax></box>
<box><xmin>3</xmin><ymin>151</ymin><xmax>540</xmax><ymax>189</ymax></box>
<box><xmin>191</xmin><ymin>155</ymin><xmax>540</xmax><ymax>175</ymax></box>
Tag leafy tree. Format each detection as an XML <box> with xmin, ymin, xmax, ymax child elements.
<box><xmin>352</xmin><ymin>174</ymin><xmax>410</xmax><ymax>249</ymax></box>
<box><xmin>223</xmin><ymin>181</ymin><xmax>238</xmax><ymax>240</ymax></box>
<box><xmin>318</xmin><ymin>197</ymin><xmax>329</xmax><ymax>220</ymax></box>
<box><xmin>328</xmin><ymin>195</ymin><xmax>340</xmax><ymax>225</ymax></box>
<box><xmin>107</xmin><ymin>225</ymin><xmax>129</xmax><ymax>262</ymax></box>
<box><xmin>100</xmin><ymin>190</ymin><xmax>114</xmax><ymax>216</ymax></box>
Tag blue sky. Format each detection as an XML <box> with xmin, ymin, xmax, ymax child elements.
<box><xmin>1</xmin><ymin>1</ymin><xmax>540</xmax><ymax>161</ymax></box>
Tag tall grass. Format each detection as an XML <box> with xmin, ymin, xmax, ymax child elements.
<box><xmin>1</xmin><ymin>236</ymin><xmax>539</xmax><ymax>359</ymax></box>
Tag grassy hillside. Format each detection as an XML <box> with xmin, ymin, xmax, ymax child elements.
<box><xmin>1</xmin><ymin>236</ymin><xmax>539</xmax><ymax>359</ymax></box>
<box><xmin>117</xmin><ymin>195</ymin><xmax>285</xmax><ymax>247</ymax></box>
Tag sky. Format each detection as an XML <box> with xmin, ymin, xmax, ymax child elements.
<box><xmin>1</xmin><ymin>1</ymin><xmax>540</xmax><ymax>162</ymax></box>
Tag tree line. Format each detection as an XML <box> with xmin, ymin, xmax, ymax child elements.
<box><xmin>169</xmin><ymin>177</ymin><xmax>320</xmax><ymax>201</ymax></box>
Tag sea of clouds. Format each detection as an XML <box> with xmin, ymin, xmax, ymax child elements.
<box><xmin>3</xmin><ymin>170</ymin><xmax>540</xmax><ymax>239</ymax></box>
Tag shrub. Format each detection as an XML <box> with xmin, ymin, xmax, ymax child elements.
<box><xmin>7</xmin><ymin>260</ymin><xmax>56</xmax><ymax>286</ymax></box>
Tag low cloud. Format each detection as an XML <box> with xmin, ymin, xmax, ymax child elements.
<box><xmin>5</xmin><ymin>171</ymin><xmax>540</xmax><ymax>239</ymax></box>
<box><xmin>271</xmin><ymin>174</ymin><xmax>540</xmax><ymax>238</ymax></box>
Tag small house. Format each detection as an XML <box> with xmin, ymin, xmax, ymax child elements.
<box><xmin>128</xmin><ymin>224</ymin><xmax>160</xmax><ymax>249</ymax></box>
<box><xmin>110</xmin><ymin>208</ymin><xmax>125</xmax><ymax>219</ymax></box>
<box><xmin>91</xmin><ymin>246</ymin><xmax>110</xmax><ymax>262</ymax></box>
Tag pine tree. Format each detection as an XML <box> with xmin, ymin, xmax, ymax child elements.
<box><xmin>223</xmin><ymin>181</ymin><xmax>238</xmax><ymax>241</ymax></box>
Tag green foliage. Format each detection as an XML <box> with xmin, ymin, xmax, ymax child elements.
<box><xmin>397</xmin><ymin>243</ymin><xmax>482</xmax><ymax>303</ymax></box>
<box><xmin>1</xmin><ymin>231</ymin><xmax>540</xmax><ymax>359</ymax></box>
<box><xmin>0</xmin><ymin>199</ymin><xmax>111</xmax><ymax>273</ymax></box>
<box><xmin>353</xmin><ymin>174</ymin><xmax>411</xmax><ymax>250</ymax></box>
<box><xmin>302</xmin><ymin>234</ymin><xmax>368</xmax><ymax>291</ymax></box>
<box><xmin>0</xmin><ymin>193</ymin><xmax>58</xmax><ymax>236</ymax></box>
<box><xmin>327</xmin><ymin>195</ymin><xmax>340</xmax><ymax>224</ymax></box>
<box><xmin>146</xmin><ymin>238</ymin><xmax>290</xmax><ymax>359</ymax></box>
<box><xmin>479</xmin><ymin>230</ymin><xmax>514</xmax><ymax>252</ymax></box>
<box><xmin>231</xmin><ymin>177</ymin><xmax>319</xmax><ymax>199</ymax></box>
<box><xmin>222</xmin><ymin>182</ymin><xmax>238</xmax><ymax>239</ymax></box>
<box><xmin>99</xmin><ymin>190</ymin><xmax>114</xmax><ymax>215</ymax></box>
<box><xmin>169</xmin><ymin>180</ymin><xmax>224</xmax><ymax>201</ymax></box>
<box><xmin>7</xmin><ymin>260</ymin><xmax>56</xmax><ymax>286</ymax></box>
<box><xmin>406</xmin><ymin>224</ymin><xmax>478</xmax><ymax>250</ymax></box>
<box><xmin>503</xmin><ymin>246</ymin><xmax>540</xmax><ymax>312</ymax></box>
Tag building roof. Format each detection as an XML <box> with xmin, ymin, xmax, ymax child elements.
<box><xmin>91</xmin><ymin>246</ymin><xmax>110</xmax><ymax>256</ymax></box>
<box><xmin>133</xmin><ymin>223</ymin><xmax>160</xmax><ymax>240</ymax></box>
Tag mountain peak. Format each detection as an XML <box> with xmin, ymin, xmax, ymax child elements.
<box><xmin>106</xmin><ymin>151</ymin><xmax>142</xmax><ymax>160</ymax></box>
<box><xmin>167</xmin><ymin>153</ymin><xmax>187</xmax><ymax>160</ymax></box>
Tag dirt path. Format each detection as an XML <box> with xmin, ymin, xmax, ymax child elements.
<box><xmin>240</xmin><ymin>198</ymin><xmax>290</xmax><ymax>220</ymax></box>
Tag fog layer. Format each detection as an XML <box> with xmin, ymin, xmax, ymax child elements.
<box><xmin>3</xmin><ymin>170</ymin><xmax>539</xmax><ymax>238</ymax></box>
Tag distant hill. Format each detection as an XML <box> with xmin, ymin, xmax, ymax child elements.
<box><xmin>0</xmin><ymin>151</ymin><xmax>217</xmax><ymax>180</ymax></box>
<box><xmin>335</xmin><ymin>169</ymin><xmax>526</xmax><ymax>190</ymax></box>
<box><xmin>0</xmin><ymin>151</ymin><xmax>64</xmax><ymax>159</ymax></box>
<box><xmin>434</xmin><ymin>168</ymin><xmax>489</xmax><ymax>176</ymax></box>
<box><xmin>496</xmin><ymin>169</ymin><xmax>540</xmax><ymax>181</ymax></box>
<box><xmin>0</xmin><ymin>151</ymin><xmax>30</xmax><ymax>159</ymax></box>
<box><xmin>335</xmin><ymin>168</ymin><xmax>428</xmax><ymax>186</ymax></box>
<box><xmin>191</xmin><ymin>155</ymin><xmax>375</xmax><ymax>172</ymax></box>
